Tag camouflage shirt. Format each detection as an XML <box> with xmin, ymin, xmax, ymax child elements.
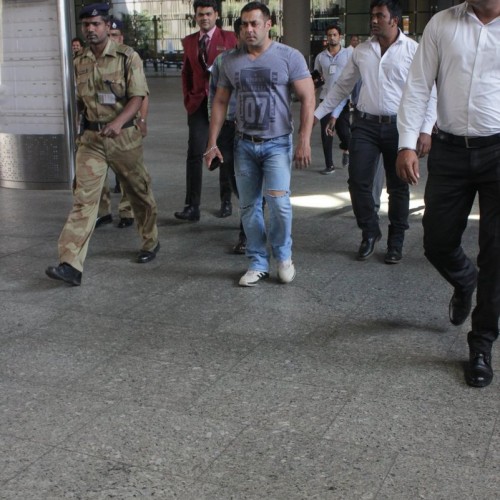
<box><xmin>74</xmin><ymin>39</ymin><xmax>148</xmax><ymax>123</ymax></box>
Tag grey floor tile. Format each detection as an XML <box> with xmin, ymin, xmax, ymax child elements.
<box><xmin>74</xmin><ymin>353</ymin><xmax>222</xmax><ymax>409</ymax></box>
<box><xmin>188</xmin><ymin>372</ymin><xmax>349</xmax><ymax>437</ymax></box>
<box><xmin>1</xmin><ymin>448</ymin><xmax>192</xmax><ymax>499</ymax></box>
<box><xmin>0</xmin><ymin>381</ymin><xmax>118</xmax><ymax>445</ymax></box>
<box><xmin>32</xmin><ymin>311</ymin><xmax>155</xmax><ymax>352</ymax></box>
<box><xmin>231</xmin><ymin>340</ymin><xmax>378</xmax><ymax>389</ymax></box>
<box><xmin>62</xmin><ymin>402</ymin><xmax>245</xmax><ymax>478</ymax></box>
<box><xmin>121</xmin><ymin>325</ymin><xmax>261</xmax><ymax>371</ymax></box>
<box><xmin>0</xmin><ymin>337</ymin><xmax>114</xmax><ymax>387</ymax></box>
<box><xmin>0</xmin><ymin>299</ymin><xmax>61</xmax><ymax>342</ymax></box>
<box><xmin>324</xmin><ymin>398</ymin><xmax>497</xmax><ymax>465</ymax></box>
<box><xmin>353</xmin><ymin>350</ymin><xmax>500</xmax><ymax>410</ymax></box>
<box><xmin>200</xmin><ymin>427</ymin><xmax>396</xmax><ymax>499</ymax></box>
<box><xmin>0</xmin><ymin>435</ymin><xmax>53</xmax><ymax>483</ymax></box>
<box><xmin>378</xmin><ymin>454</ymin><xmax>500</xmax><ymax>499</ymax></box>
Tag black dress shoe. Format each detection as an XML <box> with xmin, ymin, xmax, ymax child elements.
<box><xmin>357</xmin><ymin>233</ymin><xmax>382</xmax><ymax>261</ymax></box>
<box><xmin>384</xmin><ymin>246</ymin><xmax>403</xmax><ymax>264</ymax></box>
<box><xmin>232</xmin><ymin>237</ymin><xmax>246</xmax><ymax>255</ymax></box>
<box><xmin>174</xmin><ymin>205</ymin><xmax>200</xmax><ymax>222</ymax></box>
<box><xmin>45</xmin><ymin>263</ymin><xmax>82</xmax><ymax>286</ymax></box>
<box><xmin>95</xmin><ymin>213</ymin><xmax>112</xmax><ymax>228</ymax></box>
<box><xmin>218</xmin><ymin>201</ymin><xmax>232</xmax><ymax>218</ymax></box>
<box><xmin>449</xmin><ymin>288</ymin><xmax>474</xmax><ymax>326</ymax></box>
<box><xmin>117</xmin><ymin>217</ymin><xmax>134</xmax><ymax>228</ymax></box>
<box><xmin>465</xmin><ymin>351</ymin><xmax>493</xmax><ymax>388</ymax></box>
<box><xmin>137</xmin><ymin>242</ymin><xmax>160</xmax><ymax>263</ymax></box>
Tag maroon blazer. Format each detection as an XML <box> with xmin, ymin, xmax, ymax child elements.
<box><xmin>181</xmin><ymin>27</ymin><xmax>237</xmax><ymax>115</ymax></box>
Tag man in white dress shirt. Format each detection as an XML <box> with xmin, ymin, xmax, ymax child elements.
<box><xmin>397</xmin><ymin>0</ymin><xmax>500</xmax><ymax>388</ymax></box>
<box><xmin>315</xmin><ymin>0</ymin><xmax>436</xmax><ymax>264</ymax></box>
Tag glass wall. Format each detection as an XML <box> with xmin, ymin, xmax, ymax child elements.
<box><xmin>74</xmin><ymin>1</ymin><xmax>283</xmax><ymax>61</ymax></box>
<box><xmin>72</xmin><ymin>1</ymin><xmax>436</xmax><ymax>65</ymax></box>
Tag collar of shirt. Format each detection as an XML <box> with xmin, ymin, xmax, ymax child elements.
<box><xmin>199</xmin><ymin>26</ymin><xmax>217</xmax><ymax>45</ymax></box>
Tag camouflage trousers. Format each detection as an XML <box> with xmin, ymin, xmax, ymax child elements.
<box><xmin>58</xmin><ymin>126</ymin><xmax>158</xmax><ymax>272</ymax></box>
<box><xmin>98</xmin><ymin>171</ymin><xmax>134</xmax><ymax>218</ymax></box>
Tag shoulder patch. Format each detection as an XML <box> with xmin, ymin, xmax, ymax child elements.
<box><xmin>116</xmin><ymin>44</ymin><xmax>135</xmax><ymax>58</ymax></box>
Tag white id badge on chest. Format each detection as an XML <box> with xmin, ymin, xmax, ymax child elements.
<box><xmin>97</xmin><ymin>92</ymin><xmax>116</xmax><ymax>105</ymax></box>
<box><xmin>329</xmin><ymin>64</ymin><xmax>337</xmax><ymax>75</ymax></box>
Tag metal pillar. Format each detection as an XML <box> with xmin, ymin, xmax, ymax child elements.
<box><xmin>282</xmin><ymin>0</ymin><xmax>311</xmax><ymax>66</ymax></box>
<box><xmin>0</xmin><ymin>0</ymin><xmax>75</xmax><ymax>189</ymax></box>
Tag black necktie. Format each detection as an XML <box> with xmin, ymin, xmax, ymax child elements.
<box><xmin>199</xmin><ymin>34</ymin><xmax>209</xmax><ymax>71</ymax></box>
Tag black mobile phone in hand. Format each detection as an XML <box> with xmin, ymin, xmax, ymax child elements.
<box><xmin>209</xmin><ymin>156</ymin><xmax>221</xmax><ymax>171</ymax></box>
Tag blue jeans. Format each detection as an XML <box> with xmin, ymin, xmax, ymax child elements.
<box><xmin>234</xmin><ymin>134</ymin><xmax>293</xmax><ymax>272</ymax></box>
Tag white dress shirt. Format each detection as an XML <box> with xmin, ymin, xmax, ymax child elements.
<box><xmin>398</xmin><ymin>3</ymin><xmax>500</xmax><ymax>149</ymax></box>
<box><xmin>315</xmin><ymin>30</ymin><xmax>436</xmax><ymax>135</ymax></box>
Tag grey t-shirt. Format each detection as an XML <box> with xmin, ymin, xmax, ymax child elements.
<box><xmin>218</xmin><ymin>42</ymin><xmax>310</xmax><ymax>139</ymax></box>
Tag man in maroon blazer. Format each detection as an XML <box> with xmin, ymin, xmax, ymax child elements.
<box><xmin>175</xmin><ymin>0</ymin><xmax>237</xmax><ymax>222</ymax></box>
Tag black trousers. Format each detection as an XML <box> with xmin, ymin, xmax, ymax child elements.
<box><xmin>216</xmin><ymin>120</ymin><xmax>245</xmax><ymax>240</ymax></box>
<box><xmin>216</xmin><ymin>121</ymin><xmax>237</xmax><ymax>198</ymax></box>
<box><xmin>423</xmin><ymin>136</ymin><xmax>500</xmax><ymax>353</ymax></box>
<box><xmin>319</xmin><ymin>101</ymin><xmax>351</xmax><ymax>168</ymax></box>
<box><xmin>185</xmin><ymin>99</ymin><xmax>231</xmax><ymax>207</ymax></box>
<box><xmin>348</xmin><ymin>117</ymin><xmax>409</xmax><ymax>246</ymax></box>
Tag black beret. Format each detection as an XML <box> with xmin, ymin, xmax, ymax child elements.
<box><xmin>79</xmin><ymin>3</ymin><xmax>110</xmax><ymax>19</ymax></box>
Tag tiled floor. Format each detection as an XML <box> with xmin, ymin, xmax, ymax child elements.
<box><xmin>0</xmin><ymin>75</ymin><xmax>498</xmax><ymax>499</ymax></box>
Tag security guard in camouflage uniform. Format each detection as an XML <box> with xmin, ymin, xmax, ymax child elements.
<box><xmin>46</xmin><ymin>3</ymin><xmax>159</xmax><ymax>286</ymax></box>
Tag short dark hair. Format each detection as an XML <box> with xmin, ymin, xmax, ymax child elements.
<box><xmin>72</xmin><ymin>37</ymin><xmax>84</xmax><ymax>46</ymax></box>
<box><xmin>325</xmin><ymin>25</ymin><xmax>342</xmax><ymax>36</ymax></box>
<box><xmin>233</xmin><ymin>17</ymin><xmax>242</xmax><ymax>35</ymax></box>
<box><xmin>241</xmin><ymin>2</ymin><xmax>271</xmax><ymax>20</ymax></box>
<box><xmin>369</xmin><ymin>0</ymin><xmax>402</xmax><ymax>23</ymax></box>
<box><xmin>193</xmin><ymin>0</ymin><xmax>218</xmax><ymax>13</ymax></box>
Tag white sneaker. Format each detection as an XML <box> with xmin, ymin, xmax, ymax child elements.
<box><xmin>277</xmin><ymin>260</ymin><xmax>296</xmax><ymax>284</ymax></box>
<box><xmin>239</xmin><ymin>270</ymin><xmax>269</xmax><ymax>287</ymax></box>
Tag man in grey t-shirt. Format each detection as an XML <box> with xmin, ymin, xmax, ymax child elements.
<box><xmin>205</xmin><ymin>1</ymin><xmax>315</xmax><ymax>287</ymax></box>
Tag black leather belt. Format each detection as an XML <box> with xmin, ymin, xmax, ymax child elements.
<box><xmin>434</xmin><ymin>129</ymin><xmax>500</xmax><ymax>149</ymax></box>
<box><xmin>355</xmin><ymin>110</ymin><xmax>397</xmax><ymax>124</ymax></box>
<box><xmin>85</xmin><ymin>120</ymin><xmax>135</xmax><ymax>131</ymax></box>
<box><xmin>237</xmin><ymin>132</ymin><xmax>272</xmax><ymax>143</ymax></box>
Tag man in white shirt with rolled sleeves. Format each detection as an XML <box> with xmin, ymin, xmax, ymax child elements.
<box><xmin>396</xmin><ymin>0</ymin><xmax>500</xmax><ymax>388</ymax></box>
<box><xmin>315</xmin><ymin>0</ymin><xmax>436</xmax><ymax>264</ymax></box>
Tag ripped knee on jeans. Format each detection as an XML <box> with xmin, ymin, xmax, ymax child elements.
<box><xmin>266</xmin><ymin>189</ymin><xmax>287</xmax><ymax>198</ymax></box>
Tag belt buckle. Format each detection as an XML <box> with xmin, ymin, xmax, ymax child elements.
<box><xmin>379</xmin><ymin>115</ymin><xmax>390</xmax><ymax>124</ymax></box>
<box><xmin>464</xmin><ymin>136</ymin><xmax>471</xmax><ymax>148</ymax></box>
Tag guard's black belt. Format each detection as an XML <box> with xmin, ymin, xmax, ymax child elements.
<box><xmin>237</xmin><ymin>132</ymin><xmax>273</xmax><ymax>143</ymax></box>
<box><xmin>85</xmin><ymin>120</ymin><xmax>135</xmax><ymax>131</ymax></box>
<box><xmin>355</xmin><ymin>110</ymin><xmax>397</xmax><ymax>124</ymax></box>
<box><xmin>434</xmin><ymin>129</ymin><xmax>500</xmax><ymax>149</ymax></box>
